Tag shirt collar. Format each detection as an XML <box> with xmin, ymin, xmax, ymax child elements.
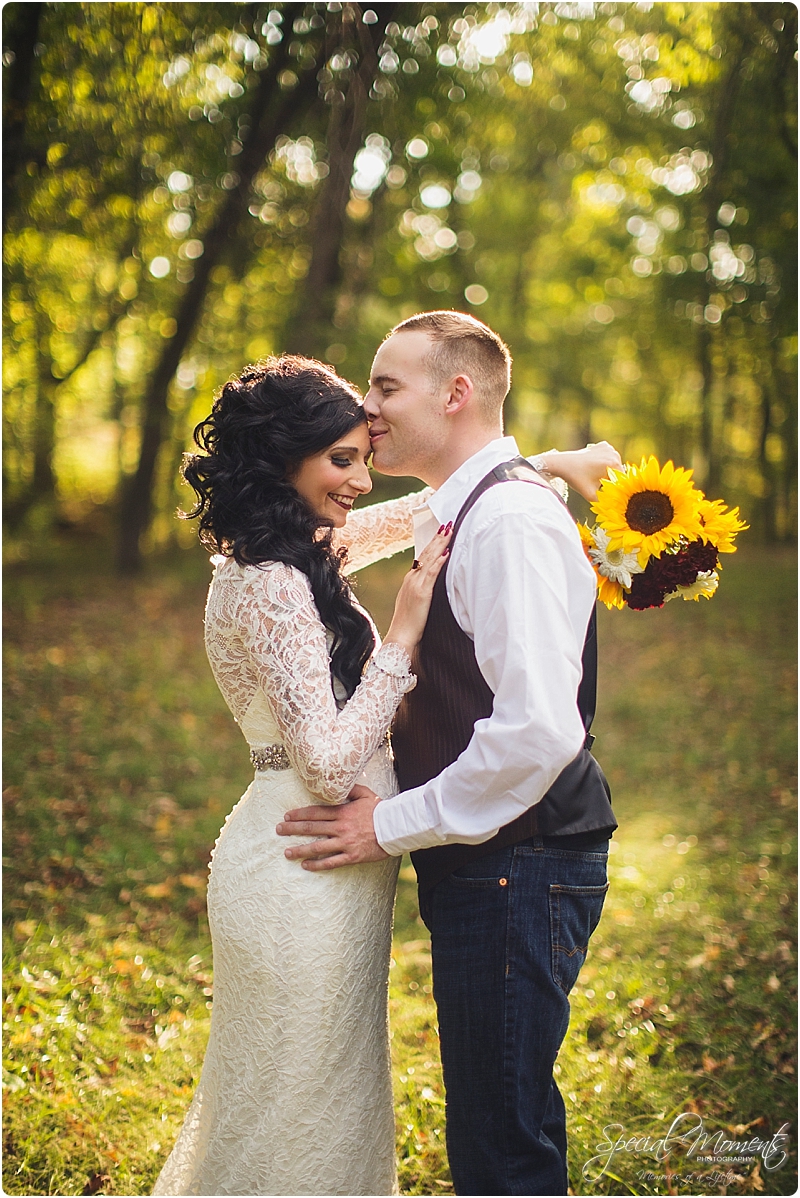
<box><xmin>422</xmin><ymin>436</ymin><xmax>521</xmax><ymax>526</ymax></box>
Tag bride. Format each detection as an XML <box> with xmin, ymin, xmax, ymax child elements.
<box><xmin>152</xmin><ymin>354</ymin><xmax>616</xmax><ymax>1196</ymax></box>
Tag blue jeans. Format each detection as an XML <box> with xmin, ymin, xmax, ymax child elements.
<box><xmin>418</xmin><ymin>837</ymin><xmax>609</xmax><ymax>1196</ymax></box>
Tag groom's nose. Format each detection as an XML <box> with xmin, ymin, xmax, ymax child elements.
<box><xmin>363</xmin><ymin>388</ymin><xmax>380</xmax><ymax>419</ymax></box>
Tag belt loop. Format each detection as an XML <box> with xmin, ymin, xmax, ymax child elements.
<box><xmin>532</xmin><ymin>835</ymin><xmax>544</xmax><ymax>852</ymax></box>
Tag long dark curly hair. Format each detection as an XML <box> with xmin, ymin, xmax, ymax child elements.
<box><xmin>182</xmin><ymin>356</ymin><xmax>374</xmax><ymax>699</ymax></box>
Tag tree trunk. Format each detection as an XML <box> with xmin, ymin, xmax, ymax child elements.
<box><xmin>116</xmin><ymin>7</ymin><xmax>320</xmax><ymax>574</ymax></box>
<box><xmin>696</xmin><ymin>16</ymin><xmax>748</xmax><ymax>495</ymax></box>
<box><xmin>7</xmin><ymin>280</ymin><xmax>132</xmax><ymax>526</ymax></box>
<box><xmin>32</xmin><ymin>375</ymin><xmax>57</xmax><ymax>506</ymax></box>
<box><xmin>757</xmin><ymin>353</ymin><xmax>775</xmax><ymax>540</ymax></box>
<box><xmin>285</xmin><ymin>3</ymin><xmax>399</xmax><ymax>357</ymax></box>
<box><xmin>2</xmin><ymin>2</ymin><xmax>43</xmax><ymax>235</ymax></box>
<box><xmin>762</xmin><ymin>334</ymin><xmax>797</xmax><ymax>542</ymax></box>
<box><xmin>696</xmin><ymin>320</ymin><xmax>718</xmax><ymax>492</ymax></box>
<box><xmin>779</xmin><ymin>353</ymin><xmax>798</xmax><ymax>539</ymax></box>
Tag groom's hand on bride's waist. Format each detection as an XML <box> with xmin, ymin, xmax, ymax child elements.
<box><xmin>276</xmin><ymin>785</ymin><xmax>390</xmax><ymax>869</ymax></box>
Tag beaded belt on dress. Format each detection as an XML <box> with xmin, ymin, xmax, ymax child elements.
<box><xmin>250</xmin><ymin>745</ymin><xmax>292</xmax><ymax>771</ymax></box>
<box><xmin>250</xmin><ymin>731</ymin><xmax>390</xmax><ymax>772</ymax></box>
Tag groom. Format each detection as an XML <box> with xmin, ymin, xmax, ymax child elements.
<box><xmin>277</xmin><ymin>311</ymin><xmax>617</xmax><ymax>1195</ymax></box>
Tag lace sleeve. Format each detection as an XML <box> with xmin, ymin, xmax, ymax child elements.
<box><xmin>238</xmin><ymin>564</ymin><xmax>415</xmax><ymax>803</ymax></box>
<box><xmin>528</xmin><ymin>453</ymin><xmax>569</xmax><ymax>503</ymax></box>
<box><xmin>333</xmin><ymin>489</ymin><xmax>433</xmax><ymax>575</ymax></box>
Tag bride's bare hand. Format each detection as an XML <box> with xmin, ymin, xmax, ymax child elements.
<box><xmin>543</xmin><ymin>442</ymin><xmax>623</xmax><ymax>502</ymax></box>
<box><xmin>382</xmin><ymin>524</ymin><xmax>452</xmax><ymax>658</ymax></box>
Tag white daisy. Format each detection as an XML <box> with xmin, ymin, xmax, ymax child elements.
<box><xmin>586</xmin><ymin>525</ymin><xmax>645</xmax><ymax>589</ymax></box>
<box><xmin>664</xmin><ymin>570</ymin><xmax>720</xmax><ymax>603</ymax></box>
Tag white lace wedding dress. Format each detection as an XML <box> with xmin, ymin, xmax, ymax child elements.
<box><xmin>152</xmin><ymin>491</ymin><xmax>426</xmax><ymax>1197</ymax></box>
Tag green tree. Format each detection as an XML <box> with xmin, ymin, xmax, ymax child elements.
<box><xmin>3</xmin><ymin>2</ymin><xmax>796</xmax><ymax>561</ymax></box>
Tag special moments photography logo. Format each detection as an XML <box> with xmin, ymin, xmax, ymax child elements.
<box><xmin>582</xmin><ymin>1112</ymin><xmax>791</xmax><ymax>1186</ymax></box>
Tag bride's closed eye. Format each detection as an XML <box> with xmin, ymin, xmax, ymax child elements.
<box><xmin>331</xmin><ymin>452</ymin><xmax>371</xmax><ymax>468</ymax></box>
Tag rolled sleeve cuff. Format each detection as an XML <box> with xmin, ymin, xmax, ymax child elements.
<box><xmin>373</xmin><ymin>785</ymin><xmax>445</xmax><ymax>856</ymax></box>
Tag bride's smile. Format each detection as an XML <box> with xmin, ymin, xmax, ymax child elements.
<box><xmin>292</xmin><ymin>421</ymin><xmax>373</xmax><ymax>527</ymax></box>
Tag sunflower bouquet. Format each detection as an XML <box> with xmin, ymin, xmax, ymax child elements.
<box><xmin>579</xmin><ymin>457</ymin><xmax>748</xmax><ymax>611</ymax></box>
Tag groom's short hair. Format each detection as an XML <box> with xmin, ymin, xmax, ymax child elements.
<box><xmin>390</xmin><ymin>310</ymin><xmax>511</xmax><ymax>421</ymax></box>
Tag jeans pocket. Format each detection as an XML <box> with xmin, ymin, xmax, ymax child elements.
<box><xmin>447</xmin><ymin>848</ymin><xmax>515</xmax><ymax>887</ymax></box>
<box><xmin>549</xmin><ymin>882</ymin><xmax>609</xmax><ymax>995</ymax></box>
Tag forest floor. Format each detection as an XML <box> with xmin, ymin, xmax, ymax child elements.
<box><xmin>3</xmin><ymin>536</ymin><xmax>797</xmax><ymax>1196</ymax></box>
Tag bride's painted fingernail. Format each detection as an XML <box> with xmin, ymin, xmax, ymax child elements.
<box><xmin>438</xmin><ymin>524</ymin><xmax>445</xmax><ymax>533</ymax></box>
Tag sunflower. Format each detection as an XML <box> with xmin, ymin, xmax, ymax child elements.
<box><xmin>697</xmin><ymin>498</ymin><xmax>748</xmax><ymax>553</ymax></box>
<box><xmin>596</xmin><ymin>573</ymin><xmax>627</xmax><ymax>610</ymax></box>
<box><xmin>592</xmin><ymin>457</ymin><xmax>704</xmax><ymax>566</ymax></box>
<box><xmin>577</xmin><ymin>522</ymin><xmax>596</xmax><ymax>552</ymax></box>
<box><xmin>577</xmin><ymin>524</ymin><xmax>627</xmax><ymax>609</ymax></box>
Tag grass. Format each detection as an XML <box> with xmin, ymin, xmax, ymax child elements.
<box><xmin>3</xmin><ymin>535</ymin><xmax>796</xmax><ymax>1196</ymax></box>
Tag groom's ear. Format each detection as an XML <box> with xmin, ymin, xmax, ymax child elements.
<box><xmin>443</xmin><ymin>373</ymin><xmax>474</xmax><ymax>416</ymax></box>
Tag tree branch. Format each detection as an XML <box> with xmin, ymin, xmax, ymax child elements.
<box><xmin>117</xmin><ymin>5</ymin><xmax>321</xmax><ymax>572</ymax></box>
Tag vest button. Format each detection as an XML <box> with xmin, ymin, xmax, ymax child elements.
<box><xmin>499</xmin><ymin>877</ymin><xmax>508</xmax><ymax>887</ymax></box>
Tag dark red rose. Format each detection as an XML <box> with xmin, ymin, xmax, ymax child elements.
<box><xmin>684</xmin><ymin>540</ymin><xmax>719</xmax><ymax>573</ymax></box>
<box><xmin>627</xmin><ymin>559</ymin><xmax>669</xmax><ymax>609</ymax></box>
<box><xmin>625</xmin><ymin>541</ymin><xmax>719</xmax><ymax>610</ymax></box>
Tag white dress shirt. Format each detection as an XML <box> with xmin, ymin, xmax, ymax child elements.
<box><xmin>372</xmin><ymin>436</ymin><xmax>598</xmax><ymax>856</ymax></box>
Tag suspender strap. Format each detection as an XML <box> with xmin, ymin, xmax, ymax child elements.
<box><xmin>449</xmin><ymin>456</ymin><xmax>598</xmax><ymax>739</ymax></box>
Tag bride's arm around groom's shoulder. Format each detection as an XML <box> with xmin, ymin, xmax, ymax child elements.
<box><xmin>529</xmin><ymin>442</ymin><xmax>622</xmax><ymax>503</ymax></box>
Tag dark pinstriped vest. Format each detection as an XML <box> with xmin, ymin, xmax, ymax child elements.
<box><xmin>391</xmin><ymin>458</ymin><xmax>617</xmax><ymax>895</ymax></box>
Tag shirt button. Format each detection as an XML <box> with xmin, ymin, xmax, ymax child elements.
<box><xmin>499</xmin><ymin>877</ymin><xmax>508</xmax><ymax>887</ymax></box>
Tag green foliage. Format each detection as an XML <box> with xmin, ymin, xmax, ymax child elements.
<box><xmin>3</xmin><ymin>2</ymin><xmax>797</xmax><ymax>547</ymax></box>
<box><xmin>3</xmin><ymin>542</ymin><xmax>796</xmax><ymax>1194</ymax></box>
<box><xmin>2</xmin><ymin>923</ymin><xmax>214</xmax><ymax>1196</ymax></box>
